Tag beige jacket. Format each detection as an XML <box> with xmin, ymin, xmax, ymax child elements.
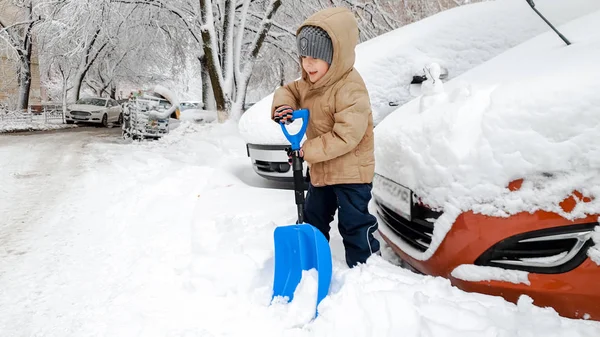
<box><xmin>271</xmin><ymin>7</ymin><xmax>375</xmax><ymax>187</ymax></box>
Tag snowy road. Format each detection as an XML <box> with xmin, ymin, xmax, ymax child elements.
<box><xmin>0</xmin><ymin>127</ymin><xmax>122</xmax><ymax>256</ymax></box>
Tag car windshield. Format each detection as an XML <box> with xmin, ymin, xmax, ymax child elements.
<box><xmin>76</xmin><ymin>98</ymin><xmax>106</xmax><ymax>106</ymax></box>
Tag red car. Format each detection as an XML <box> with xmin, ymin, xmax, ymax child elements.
<box><xmin>372</xmin><ymin>176</ymin><xmax>599</xmax><ymax>320</ymax></box>
<box><xmin>370</xmin><ymin>6</ymin><xmax>600</xmax><ymax>320</ymax></box>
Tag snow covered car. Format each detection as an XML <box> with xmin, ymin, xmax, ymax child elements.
<box><xmin>121</xmin><ymin>86</ymin><xmax>180</xmax><ymax>140</ymax></box>
<box><xmin>66</xmin><ymin>97</ymin><xmax>123</xmax><ymax>127</ymax></box>
<box><xmin>370</xmin><ymin>7</ymin><xmax>600</xmax><ymax>320</ymax></box>
<box><xmin>179</xmin><ymin>101</ymin><xmax>203</xmax><ymax>111</ymax></box>
<box><xmin>179</xmin><ymin>108</ymin><xmax>217</xmax><ymax>124</ymax></box>
<box><xmin>237</xmin><ymin>0</ymin><xmax>595</xmax><ymax>183</ymax></box>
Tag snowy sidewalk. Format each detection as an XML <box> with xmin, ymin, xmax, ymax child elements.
<box><xmin>1</xmin><ymin>122</ymin><xmax>599</xmax><ymax>336</ymax></box>
<box><xmin>0</xmin><ymin>119</ymin><xmax>77</xmax><ymax>133</ymax></box>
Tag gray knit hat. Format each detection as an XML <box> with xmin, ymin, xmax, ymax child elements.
<box><xmin>297</xmin><ymin>25</ymin><xmax>333</xmax><ymax>65</ymax></box>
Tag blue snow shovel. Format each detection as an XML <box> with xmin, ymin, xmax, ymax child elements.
<box><xmin>272</xmin><ymin>108</ymin><xmax>332</xmax><ymax>316</ymax></box>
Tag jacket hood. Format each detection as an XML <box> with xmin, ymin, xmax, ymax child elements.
<box><xmin>297</xmin><ymin>7</ymin><xmax>359</xmax><ymax>89</ymax></box>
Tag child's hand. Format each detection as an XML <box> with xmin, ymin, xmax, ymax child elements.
<box><xmin>285</xmin><ymin>147</ymin><xmax>304</xmax><ymax>164</ymax></box>
<box><xmin>274</xmin><ymin>105</ymin><xmax>294</xmax><ymax>124</ymax></box>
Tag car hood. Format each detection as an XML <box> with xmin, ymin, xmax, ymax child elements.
<box><xmin>238</xmin><ymin>93</ymin><xmax>306</xmax><ymax>145</ymax></box>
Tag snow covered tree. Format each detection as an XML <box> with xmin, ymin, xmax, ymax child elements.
<box><xmin>112</xmin><ymin>0</ymin><xmax>282</xmax><ymax>122</ymax></box>
<box><xmin>0</xmin><ymin>0</ymin><xmax>40</xmax><ymax>110</ymax></box>
<box><xmin>201</xmin><ymin>0</ymin><xmax>282</xmax><ymax>121</ymax></box>
<box><xmin>38</xmin><ymin>0</ymin><xmax>178</xmax><ymax>103</ymax></box>
<box><xmin>37</xmin><ymin>1</ymin><xmax>114</xmax><ymax>102</ymax></box>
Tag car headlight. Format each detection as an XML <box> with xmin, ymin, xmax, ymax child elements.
<box><xmin>475</xmin><ymin>223</ymin><xmax>597</xmax><ymax>274</ymax></box>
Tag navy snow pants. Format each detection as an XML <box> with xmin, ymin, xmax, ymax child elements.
<box><xmin>303</xmin><ymin>182</ymin><xmax>380</xmax><ymax>268</ymax></box>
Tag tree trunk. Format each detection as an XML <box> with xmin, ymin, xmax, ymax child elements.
<box><xmin>199</xmin><ymin>55</ymin><xmax>214</xmax><ymax>110</ymax></box>
<box><xmin>279</xmin><ymin>59</ymin><xmax>284</xmax><ymax>86</ymax></box>
<box><xmin>74</xmin><ymin>31</ymin><xmax>107</xmax><ymax>101</ymax></box>
<box><xmin>72</xmin><ymin>72</ymin><xmax>84</xmax><ymax>102</ymax></box>
<box><xmin>199</xmin><ymin>0</ymin><xmax>228</xmax><ymax>122</ymax></box>
<box><xmin>61</xmin><ymin>77</ymin><xmax>68</xmax><ymax>123</ymax></box>
<box><xmin>232</xmin><ymin>0</ymin><xmax>281</xmax><ymax>120</ymax></box>
<box><xmin>17</xmin><ymin>5</ymin><xmax>35</xmax><ymax>111</ymax></box>
<box><xmin>222</xmin><ymin>0</ymin><xmax>235</xmax><ymax>88</ymax></box>
<box><xmin>110</xmin><ymin>85</ymin><xmax>116</xmax><ymax>99</ymax></box>
<box><xmin>17</xmin><ymin>54</ymin><xmax>32</xmax><ymax>111</ymax></box>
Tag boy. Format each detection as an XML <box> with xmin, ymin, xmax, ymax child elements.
<box><xmin>271</xmin><ymin>7</ymin><xmax>380</xmax><ymax>268</ymax></box>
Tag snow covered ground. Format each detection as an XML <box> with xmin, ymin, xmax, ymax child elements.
<box><xmin>0</xmin><ymin>117</ymin><xmax>76</xmax><ymax>133</ymax></box>
<box><xmin>2</xmin><ymin>123</ymin><xmax>600</xmax><ymax>336</ymax></box>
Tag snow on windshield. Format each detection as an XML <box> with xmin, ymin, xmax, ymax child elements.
<box><xmin>76</xmin><ymin>98</ymin><xmax>106</xmax><ymax>106</ymax></box>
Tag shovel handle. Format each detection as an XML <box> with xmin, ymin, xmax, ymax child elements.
<box><xmin>280</xmin><ymin>109</ymin><xmax>309</xmax><ymax>151</ymax></box>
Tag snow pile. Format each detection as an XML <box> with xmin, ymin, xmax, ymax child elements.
<box><xmin>238</xmin><ymin>0</ymin><xmax>600</xmax><ymax>145</ymax></box>
<box><xmin>451</xmin><ymin>264</ymin><xmax>531</xmax><ymax>285</ymax></box>
<box><xmin>179</xmin><ymin>108</ymin><xmax>217</xmax><ymax>123</ymax></box>
<box><xmin>2</xmin><ymin>120</ymin><xmax>600</xmax><ymax>335</ymax></box>
<box><xmin>0</xmin><ymin>118</ymin><xmax>75</xmax><ymax>133</ymax></box>
<box><xmin>374</xmin><ymin>10</ymin><xmax>600</xmax><ymax>259</ymax></box>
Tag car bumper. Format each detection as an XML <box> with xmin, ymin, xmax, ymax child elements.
<box><xmin>67</xmin><ymin>115</ymin><xmax>102</xmax><ymax>123</ymax></box>
<box><xmin>448</xmin><ymin>258</ymin><xmax>600</xmax><ymax>320</ymax></box>
<box><xmin>371</xmin><ymin>197</ymin><xmax>600</xmax><ymax>320</ymax></box>
<box><xmin>246</xmin><ymin>144</ymin><xmax>307</xmax><ymax>181</ymax></box>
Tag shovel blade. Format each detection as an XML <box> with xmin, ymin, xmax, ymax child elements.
<box><xmin>272</xmin><ymin>223</ymin><xmax>332</xmax><ymax>307</ymax></box>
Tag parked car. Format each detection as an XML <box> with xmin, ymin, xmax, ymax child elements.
<box><xmin>370</xmin><ymin>8</ymin><xmax>600</xmax><ymax>320</ymax></box>
<box><xmin>179</xmin><ymin>108</ymin><xmax>217</xmax><ymax>124</ymax></box>
<box><xmin>66</xmin><ymin>97</ymin><xmax>123</xmax><ymax>127</ymax></box>
<box><xmin>179</xmin><ymin>101</ymin><xmax>204</xmax><ymax>111</ymax></box>
<box><xmin>237</xmin><ymin>0</ymin><xmax>595</xmax><ymax>183</ymax></box>
<box><xmin>121</xmin><ymin>86</ymin><xmax>180</xmax><ymax>140</ymax></box>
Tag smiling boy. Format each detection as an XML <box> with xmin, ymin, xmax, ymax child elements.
<box><xmin>270</xmin><ymin>7</ymin><xmax>380</xmax><ymax>268</ymax></box>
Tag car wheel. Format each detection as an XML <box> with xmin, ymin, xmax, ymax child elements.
<box><xmin>101</xmin><ymin>114</ymin><xmax>108</xmax><ymax>127</ymax></box>
<box><xmin>66</xmin><ymin>120</ymin><xmax>74</xmax><ymax>124</ymax></box>
<box><xmin>118</xmin><ymin>113</ymin><xmax>123</xmax><ymax>125</ymax></box>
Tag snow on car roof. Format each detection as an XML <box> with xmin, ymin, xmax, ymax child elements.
<box><xmin>238</xmin><ymin>0</ymin><xmax>600</xmax><ymax>145</ymax></box>
<box><xmin>373</xmin><ymin>9</ymin><xmax>600</xmax><ymax>259</ymax></box>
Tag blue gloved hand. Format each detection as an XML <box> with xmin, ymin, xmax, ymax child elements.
<box><xmin>274</xmin><ymin>105</ymin><xmax>294</xmax><ymax>125</ymax></box>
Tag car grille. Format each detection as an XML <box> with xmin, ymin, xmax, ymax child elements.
<box><xmin>71</xmin><ymin>111</ymin><xmax>91</xmax><ymax>116</ymax></box>
<box><xmin>374</xmin><ymin>198</ymin><xmax>443</xmax><ymax>252</ymax></box>
<box><xmin>255</xmin><ymin>160</ymin><xmax>290</xmax><ymax>173</ymax></box>
<box><xmin>475</xmin><ymin>223</ymin><xmax>597</xmax><ymax>274</ymax></box>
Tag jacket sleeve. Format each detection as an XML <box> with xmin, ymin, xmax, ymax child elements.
<box><xmin>271</xmin><ymin>80</ymin><xmax>301</xmax><ymax>120</ymax></box>
<box><xmin>302</xmin><ymin>82</ymin><xmax>370</xmax><ymax>164</ymax></box>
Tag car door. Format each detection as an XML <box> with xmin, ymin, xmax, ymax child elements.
<box><xmin>109</xmin><ymin>99</ymin><xmax>120</xmax><ymax>122</ymax></box>
<box><xmin>108</xmin><ymin>100</ymin><xmax>116</xmax><ymax>122</ymax></box>
<box><xmin>114</xmin><ymin>99</ymin><xmax>123</xmax><ymax>120</ymax></box>
<box><xmin>102</xmin><ymin>99</ymin><xmax>112</xmax><ymax>121</ymax></box>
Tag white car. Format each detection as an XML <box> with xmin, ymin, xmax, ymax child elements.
<box><xmin>237</xmin><ymin>0</ymin><xmax>597</xmax><ymax>183</ymax></box>
<box><xmin>179</xmin><ymin>108</ymin><xmax>217</xmax><ymax>124</ymax></box>
<box><xmin>179</xmin><ymin>101</ymin><xmax>204</xmax><ymax>111</ymax></box>
<box><xmin>66</xmin><ymin>97</ymin><xmax>123</xmax><ymax>127</ymax></box>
